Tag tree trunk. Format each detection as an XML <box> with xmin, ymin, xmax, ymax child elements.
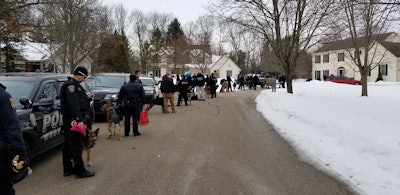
<box><xmin>361</xmin><ymin>73</ymin><xmax>368</xmax><ymax>96</ymax></box>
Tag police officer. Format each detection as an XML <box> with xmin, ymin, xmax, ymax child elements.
<box><xmin>0</xmin><ymin>83</ymin><xmax>29</xmax><ymax>194</ymax></box>
<box><xmin>176</xmin><ymin>74</ymin><xmax>190</xmax><ymax>106</ymax></box>
<box><xmin>60</xmin><ymin>66</ymin><xmax>95</xmax><ymax>178</ymax></box>
<box><xmin>118</xmin><ymin>75</ymin><xmax>146</xmax><ymax>136</ymax></box>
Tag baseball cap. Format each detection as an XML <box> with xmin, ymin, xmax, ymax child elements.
<box><xmin>73</xmin><ymin>66</ymin><xmax>88</xmax><ymax>78</ymax></box>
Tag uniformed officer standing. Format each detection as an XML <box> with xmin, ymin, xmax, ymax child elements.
<box><xmin>176</xmin><ymin>75</ymin><xmax>190</xmax><ymax>106</ymax></box>
<box><xmin>0</xmin><ymin>83</ymin><xmax>28</xmax><ymax>194</ymax></box>
<box><xmin>118</xmin><ymin>75</ymin><xmax>146</xmax><ymax>137</ymax></box>
<box><xmin>60</xmin><ymin>66</ymin><xmax>95</xmax><ymax>178</ymax></box>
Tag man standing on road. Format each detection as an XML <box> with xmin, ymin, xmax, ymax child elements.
<box><xmin>196</xmin><ymin>70</ymin><xmax>206</xmax><ymax>101</ymax></box>
<box><xmin>0</xmin><ymin>83</ymin><xmax>29</xmax><ymax>194</ymax></box>
<box><xmin>118</xmin><ymin>75</ymin><xmax>146</xmax><ymax>136</ymax></box>
<box><xmin>160</xmin><ymin>71</ymin><xmax>176</xmax><ymax>113</ymax></box>
<box><xmin>60</xmin><ymin>66</ymin><xmax>95</xmax><ymax>178</ymax></box>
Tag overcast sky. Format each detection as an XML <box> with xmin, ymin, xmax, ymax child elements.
<box><xmin>101</xmin><ymin>0</ymin><xmax>210</xmax><ymax>25</ymax></box>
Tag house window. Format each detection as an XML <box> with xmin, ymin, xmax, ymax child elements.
<box><xmin>379</xmin><ymin>64</ymin><xmax>388</xmax><ymax>76</ymax></box>
<box><xmin>323</xmin><ymin>70</ymin><xmax>329</xmax><ymax>80</ymax></box>
<box><xmin>354</xmin><ymin>50</ymin><xmax>362</xmax><ymax>58</ymax></box>
<box><xmin>315</xmin><ymin>70</ymin><xmax>321</xmax><ymax>80</ymax></box>
<box><xmin>338</xmin><ymin>52</ymin><xmax>344</xmax><ymax>62</ymax></box>
<box><xmin>315</xmin><ymin>55</ymin><xmax>321</xmax><ymax>63</ymax></box>
<box><xmin>226</xmin><ymin>70</ymin><xmax>232</xmax><ymax>77</ymax></box>
<box><xmin>323</xmin><ymin>54</ymin><xmax>329</xmax><ymax>63</ymax></box>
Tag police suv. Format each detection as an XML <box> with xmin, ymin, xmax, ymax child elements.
<box><xmin>0</xmin><ymin>72</ymin><xmax>92</xmax><ymax>181</ymax></box>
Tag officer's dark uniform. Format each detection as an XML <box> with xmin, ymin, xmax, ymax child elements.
<box><xmin>177</xmin><ymin>77</ymin><xmax>190</xmax><ymax>106</ymax></box>
<box><xmin>60</xmin><ymin>69</ymin><xmax>94</xmax><ymax>178</ymax></box>
<box><xmin>118</xmin><ymin>75</ymin><xmax>145</xmax><ymax>136</ymax></box>
<box><xmin>208</xmin><ymin>74</ymin><xmax>218</xmax><ymax>98</ymax></box>
<box><xmin>0</xmin><ymin>83</ymin><xmax>27</xmax><ymax>195</ymax></box>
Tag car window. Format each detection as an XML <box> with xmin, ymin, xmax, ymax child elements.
<box><xmin>2</xmin><ymin>80</ymin><xmax>35</xmax><ymax>108</ymax></box>
<box><xmin>38</xmin><ymin>81</ymin><xmax>58</xmax><ymax>100</ymax></box>
<box><xmin>140</xmin><ymin>78</ymin><xmax>154</xmax><ymax>86</ymax></box>
<box><xmin>86</xmin><ymin>75</ymin><xmax>127</xmax><ymax>88</ymax></box>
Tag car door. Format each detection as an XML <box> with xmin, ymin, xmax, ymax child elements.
<box><xmin>33</xmin><ymin>80</ymin><xmax>63</xmax><ymax>150</ymax></box>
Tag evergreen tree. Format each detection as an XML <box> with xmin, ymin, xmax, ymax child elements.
<box><xmin>96</xmin><ymin>30</ymin><xmax>131</xmax><ymax>73</ymax></box>
<box><xmin>166</xmin><ymin>18</ymin><xmax>184</xmax><ymax>45</ymax></box>
<box><xmin>165</xmin><ymin>18</ymin><xmax>188</xmax><ymax>72</ymax></box>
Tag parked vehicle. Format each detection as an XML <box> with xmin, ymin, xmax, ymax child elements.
<box><xmin>244</xmin><ymin>74</ymin><xmax>267</xmax><ymax>88</ymax></box>
<box><xmin>85</xmin><ymin>73</ymin><xmax>156</xmax><ymax>118</ymax></box>
<box><xmin>0</xmin><ymin>73</ymin><xmax>71</xmax><ymax>181</ymax></box>
<box><xmin>325</xmin><ymin>75</ymin><xmax>362</xmax><ymax>85</ymax></box>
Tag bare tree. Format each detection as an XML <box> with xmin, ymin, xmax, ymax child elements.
<box><xmin>184</xmin><ymin>15</ymin><xmax>214</xmax><ymax>73</ymax></box>
<box><xmin>0</xmin><ymin>0</ymin><xmax>45</xmax><ymax>71</ymax></box>
<box><xmin>129</xmin><ymin>9</ymin><xmax>150</xmax><ymax>73</ymax></box>
<box><xmin>36</xmin><ymin>0</ymin><xmax>111</xmax><ymax>73</ymax></box>
<box><xmin>111</xmin><ymin>4</ymin><xmax>129</xmax><ymax>34</ymax></box>
<box><xmin>330</xmin><ymin>0</ymin><xmax>399</xmax><ymax>96</ymax></box>
<box><xmin>209</xmin><ymin>0</ymin><xmax>335</xmax><ymax>93</ymax></box>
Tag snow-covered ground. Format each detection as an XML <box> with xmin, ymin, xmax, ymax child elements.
<box><xmin>255</xmin><ymin>80</ymin><xmax>400</xmax><ymax>195</ymax></box>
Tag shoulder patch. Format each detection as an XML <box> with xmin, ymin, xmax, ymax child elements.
<box><xmin>68</xmin><ymin>85</ymin><xmax>75</xmax><ymax>93</ymax></box>
<box><xmin>9</xmin><ymin>98</ymin><xmax>16</xmax><ymax>108</ymax></box>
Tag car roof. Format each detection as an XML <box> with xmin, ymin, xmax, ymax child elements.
<box><xmin>90</xmin><ymin>73</ymin><xmax>130</xmax><ymax>76</ymax></box>
<box><xmin>0</xmin><ymin>72</ymin><xmax>70</xmax><ymax>81</ymax></box>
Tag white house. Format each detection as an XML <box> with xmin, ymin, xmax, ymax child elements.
<box><xmin>207</xmin><ymin>54</ymin><xmax>241</xmax><ymax>79</ymax></box>
<box><xmin>312</xmin><ymin>33</ymin><xmax>400</xmax><ymax>82</ymax></box>
<box><xmin>0</xmin><ymin>42</ymin><xmax>92</xmax><ymax>73</ymax></box>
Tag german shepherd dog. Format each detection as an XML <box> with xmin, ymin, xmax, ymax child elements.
<box><xmin>82</xmin><ymin>128</ymin><xmax>99</xmax><ymax>167</ymax></box>
<box><xmin>204</xmin><ymin>86</ymin><xmax>211</xmax><ymax>99</ymax></box>
<box><xmin>103</xmin><ymin>102</ymin><xmax>121</xmax><ymax>140</ymax></box>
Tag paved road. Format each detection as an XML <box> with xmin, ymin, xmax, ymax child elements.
<box><xmin>15</xmin><ymin>90</ymin><xmax>356</xmax><ymax>195</ymax></box>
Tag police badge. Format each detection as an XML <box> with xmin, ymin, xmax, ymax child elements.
<box><xmin>68</xmin><ymin>85</ymin><xmax>75</xmax><ymax>93</ymax></box>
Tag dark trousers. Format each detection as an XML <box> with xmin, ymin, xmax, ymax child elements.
<box><xmin>62</xmin><ymin>118</ymin><xmax>86</xmax><ymax>175</ymax></box>
<box><xmin>177</xmin><ymin>92</ymin><xmax>188</xmax><ymax>105</ymax></box>
<box><xmin>210</xmin><ymin>85</ymin><xmax>217</xmax><ymax>98</ymax></box>
<box><xmin>0</xmin><ymin>151</ymin><xmax>15</xmax><ymax>195</ymax></box>
<box><xmin>123</xmin><ymin>103</ymin><xmax>140</xmax><ymax>136</ymax></box>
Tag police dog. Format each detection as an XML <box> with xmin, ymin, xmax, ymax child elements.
<box><xmin>103</xmin><ymin>102</ymin><xmax>121</xmax><ymax>140</ymax></box>
<box><xmin>82</xmin><ymin>128</ymin><xmax>99</xmax><ymax>167</ymax></box>
<box><xmin>204</xmin><ymin>86</ymin><xmax>211</xmax><ymax>99</ymax></box>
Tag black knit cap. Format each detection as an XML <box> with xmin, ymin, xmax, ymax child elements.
<box><xmin>73</xmin><ymin>66</ymin><xmax>88</xmax><ymax>78</ymax></box>
<box><xmin>130</xmin><ymin>74</ymin><xmax>137</xmax><ymax>81</ymax></box>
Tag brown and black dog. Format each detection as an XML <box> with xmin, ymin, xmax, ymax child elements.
<box><xmin>103</xmin><ymin>102</ymin><xmax>121</xmax><ymax>140</ymax></box>
<box><xmin>204</xmin><ymin>86</ymin><xmax>211</xmax><ymax>99</ymax></box>
<box><xmin>82</xmin><ymin>128</ymin><xmax>99</xmax><ymax>167</ymax></box>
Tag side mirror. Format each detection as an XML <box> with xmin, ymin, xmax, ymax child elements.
<box><xmin>20</xmin><ymin>96</ymin><xmax>32</xmax><ymax>107</ymax></box>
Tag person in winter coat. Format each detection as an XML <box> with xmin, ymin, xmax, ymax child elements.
<box><xmin>208</xmin><ymin>73</ymin><xmax>218</xmax><ymax>98</ymax></box>
<box><xmin>252</xmin><ymin>74</ymin><xmax>259</xmax><ymax>90</ymax></box>
<box><xmin>160</xmin><ymin>71</ymin><xmax>176</xmax><ymax>113</ymax></box>
<box><xmin>177</xmin><ymin>75</ymin><xmax>190</xmax><ymax>106</ymax></box>
<box><xmin>0</xmin><ymin>83</ymin><xmax>29</xmax><ymax>194</ymax></box>
<box><xmin>195</xmin><ymin>70</ymin><xmax>206</xmax><ymax>101</ymax></box>
<box><xmin>117</xmin><ymin>75</ymin><xmax>146</xmax><ymax>137</ymax></box>
<box><xmin>227</xmin><ymin>75</ymin><xmax>233</xmax><ymax>92</ymax></box>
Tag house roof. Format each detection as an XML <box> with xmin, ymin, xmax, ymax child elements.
<box><xmin>379</xmin><ymin>41</ymin><xmax>400</xmax><ymax>57</ymax></box>
<box><xmin>315</xmin><ymin>33</ymin><xmax>395</xmax><ymax>53</ymax></box>
<box><xmin>1</xmin><ymin>42</ymin><xmax>54</xmax><ymax>62</ymax></box>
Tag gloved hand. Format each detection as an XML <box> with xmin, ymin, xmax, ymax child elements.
<box><xmin>70</xmin><ymin>120</ymin><xmax>87</xmax><ymax>134</ymax></box>
<box><xmin>11</xmin><ymin>152</ymin><xmax>31</xmax><ymax>174</ymax></box>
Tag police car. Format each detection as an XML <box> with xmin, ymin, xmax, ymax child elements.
<box><xmin>85</xmin><ymin>73</ymin><xmax>156</xmax><ymax>118</ymax></box>
<box><xmin>0</xmin><ymin>72</ymin><xmax>93</xmax><ymax>181</ymax></box>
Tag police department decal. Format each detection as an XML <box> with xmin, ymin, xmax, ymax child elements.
<box><xmin>68</xmin><ymin>85</ymin><xmax>75</xmax><ymax>93</ymax></box>
<box><xmin>9</xmin><ymin>98</ymin><xmax>16</xmax><ymax>108</ymax></box>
